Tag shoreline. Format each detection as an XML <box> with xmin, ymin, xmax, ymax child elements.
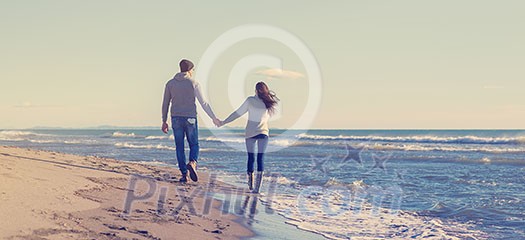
<box><xmin>0</xmin><ymin>138</ymin><xmax>497</xmax><ymax>239</ymax></box>
<box><xmin>0</xmin><ymin>146</ymin><xmax>255</xmax><ymax>239</ymax></box>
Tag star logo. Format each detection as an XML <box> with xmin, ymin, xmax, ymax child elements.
<box><xmin>395</xmin><ymin>170</ymin><xmax>405</xmax><ymax>180</ymax></box>
<box><xmin>340</xmin><ymin>143</ymin><xmax>365</xmax><ymax>166</ymax></box>
<box><xmin>370</xmin><ymin>152</ymin><xmax>393</xmax><ymax>172</ymax></box>
<box><xmin>310</xmin><ymin>154</ymin><xmax>332</xmax><ymax>176</ymax></box>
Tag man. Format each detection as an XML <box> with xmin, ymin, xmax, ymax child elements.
<box><xmin>162</xmin><ymin>59</ymin><xmax>221</xmax><ymax>182</ymax></box>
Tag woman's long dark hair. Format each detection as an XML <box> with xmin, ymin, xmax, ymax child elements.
<box><xmin>255</xmin><ymin>81</ymin><xmax>279</xmax><ymax>115</ymax></box>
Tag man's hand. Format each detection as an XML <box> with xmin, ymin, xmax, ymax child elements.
<box><xmin>213</xmin><ymin>118</ymin><xmax>222</xmax><ymax>127</ymax></box>
<box><xmin>161</xmin><ymin>122</ymin><xmax>169</xmax><ymax>134</ymax></box>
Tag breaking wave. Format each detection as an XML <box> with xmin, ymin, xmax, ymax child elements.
<box><xmin>298</xmin><ymin>133</ymin><xmax>525</xmax><ymax>145</ymax></box>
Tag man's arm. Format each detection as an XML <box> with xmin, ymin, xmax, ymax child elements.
<box><xmin>194</xmin><ymin>82</ymin><xmax>218</xmax><ymax>120</ymax></box>
<box><xmin>161</xmin><ymin>82</ymin><xmax>171</xmax><ymax>133</ymax></box>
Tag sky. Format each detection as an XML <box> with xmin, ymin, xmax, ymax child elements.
<box><xmin>1</xmin><ymin>0</ymin><xmax>524</xmax><ymax>129</ymax></box>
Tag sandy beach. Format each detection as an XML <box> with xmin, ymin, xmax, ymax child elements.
<box><xmin>0</xmin><ymin>145</ymin><xmax>254</xmax><ymax>239</ymax></box>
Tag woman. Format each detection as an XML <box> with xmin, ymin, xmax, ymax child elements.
<box><xmin>220</xmin><ymin>82</ymin><xmax>279</xmax><ymax>193</ymax></box>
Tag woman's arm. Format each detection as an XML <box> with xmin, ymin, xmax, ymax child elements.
<box><xmin>222</xmin><ymin>98</ymin><xmax>249</xmax><ymax>125</ymax></box>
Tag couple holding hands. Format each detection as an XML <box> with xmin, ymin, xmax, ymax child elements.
<box><xmin>161</xmin><ymin>59</ymin><xmax>279</xmax><ymax>193</ymax></box>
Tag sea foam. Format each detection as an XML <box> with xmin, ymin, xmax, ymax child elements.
<box><xmin>111</xmin><ymin>132</ymin><xmax>137</xmax><ymax>138</ymax></box>
<box><xmin>298</xmin><ymin>133</ymin><xmax>525</xmax><ymax>145</ymax></box>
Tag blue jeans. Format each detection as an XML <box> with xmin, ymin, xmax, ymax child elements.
<box><xmin>172</xmin><ymin>117</ymin><xmax>199</xmax><ymax>175</ymax></box>
<box><xmin>245</xmin><ymin>134</ymin><xmax>268</xmax><ymax>173</ymax></box>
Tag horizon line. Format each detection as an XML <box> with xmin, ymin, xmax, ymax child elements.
<box><xmin>1</xmin><ymin>126</ymin><xmax>524</xmax><ymax>131</ymax></box>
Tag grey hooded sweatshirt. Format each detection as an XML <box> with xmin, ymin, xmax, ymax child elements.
<box><xmin>162</xmin><ymin>72</ymin><xmax>216</xmax><ymax>122</ymax></box>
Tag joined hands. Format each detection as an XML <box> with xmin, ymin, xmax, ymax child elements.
<box><xmin>213</xmin><ymin>118</ymin><xmax>225</xmax><ymax>128</ymax></box>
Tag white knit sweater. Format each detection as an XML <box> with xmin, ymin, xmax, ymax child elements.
<box><xmin>222</xmin><ymin>96</ymin><xmax>271</xmax><ymax>138</ymax></box>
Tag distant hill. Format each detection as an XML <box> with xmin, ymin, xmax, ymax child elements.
<box><xmin>29</xmin><ymin>126</ymin><xmax>158</xmax><ymax>130</ymax></box>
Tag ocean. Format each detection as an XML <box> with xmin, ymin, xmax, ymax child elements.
<box><xmin>1</xmin><ymin>129</ymin><xmax>524</xmax><ymax>239</ymax></box>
